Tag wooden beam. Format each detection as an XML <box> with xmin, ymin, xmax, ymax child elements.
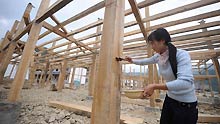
<box><xmin>125</xmin><ymin>0</ymin><xmax>220</xmax><ymax>28</ymax></box>
<box><xmin>23</xmin><ymin>3</ymin><xmax>34</xmax><ymax>25</ymax></box>
<box><xmin>91</xmin><ymin>0</ymin><xmax>125</xmax><ymax>123</ymax></box>
<box><xmin>48</xmin><ymin>101</ymin><xmax>144</xmax><ymax>124</ymax></box>
<box><xmin>198</xmin><ymin>114</ymin><xmax>220</xmax><ymax>123</ymax></box>
<box><xmin>57</xmin><ymin>44</ymin><xmax>71</xmax><ymax>91</ymax></box>
<box><xmin>172</xmin><ymin>29</ymin><xmax>220</xmax><ymax>41</ymax></box>
<box><xmin>0</xmin><ymin>20</ymin><xmax>19</xmax><ymax>82</ymax></box>
<box><xmin>50</xmin><ymin>15</ymin><xmax>67</xmax><ymax>34</ymax></box>
<box><xmin>8</xmin><ymin>0</ymin><xmax>50</xmax><ymax>102</ymax></box>
<box><xmin>145</xmin><ymin>6</ymin><xmax>155</xmax><ymax>107</ymax></box>
<box><xmin>56</xmin><ymin>60</ymin><xmax>68</xmax><ymax>91</ymax></box>
<box><xmin>36</xmin><ymin>0</ymin><xmax>73</xmax><ymax>23</ymax></box>
<box><xmin>128</xmin><ymin>0</ymin><xmax>147</xmax><ymax>40</ymax></box>
<box><xmin>125</xmin><ymin>0</ymin><xmax>163</xmax><ymax>16</ymax></box>
<box><xmin>124</xmin><ymin>10</ymin><xmax>220</xmax><ymax>37</ymax></box>
<box><xmin>212</xmin><ymin>57</ymin><xmax>220</xmax><ymax>93</ymax></box>
<box><xmin>36</xmin><ymin>0</ymin><xmax>162</xmax><ymax>49</ymax></box>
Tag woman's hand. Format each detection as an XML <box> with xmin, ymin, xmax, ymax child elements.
<box><xmin>143</xmin><ymin>84</ymin><xmax>155</xmax><ymax>97</ymax></box>
<box><xmin>124</xmin><ymin>56</ymin><xmax>133</xmax><ymax>63</ymax></box>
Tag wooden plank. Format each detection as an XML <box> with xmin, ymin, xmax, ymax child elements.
<box><xmin>36</xmin><ymin>0</ymin><xmax>162</xmax><ymax>49</ymax></box>
<box><xmin>128</xmin><ymin>0</ymin><xmax>147</xmax><ymax>40</ymax></box>
<box><xmin>67</xmin><ymin>19</ymin><xmax>103</xmax><ymax>36</ymax></box>
<box><xmin>172</xmin><ymin>29</ymin><xmax>220</xmax><ymax>41</ymax></box>
<box><xmin>145</xmin><ymin>6</ymin><xmax>155</xmax><ymax>107</ymax></box>
<box><xmin>56</xmin><ymin>44</ymin><xmax>71</xmax><ymax>91</ymax></box>
<box><xmin>198</xmin><ymin>114</ymin><xmax>220</xmax><ymax>123</ymax></box>
<box><xmin>124</xmin><ymin>10</ymin><xmax>220</xmax><ymax>37</ymax></box>
<box><xmin>48</xmin><ymin>101</ymin><xmax>144</xmax><ymax>124</ymax></box>
<box><xmin>60</xmin><ymin>1</ymin><xmax>105</xmax><ymax>27</ymax></box>
<box><xmin>23</xmin><ymin>3</ymin><xmax>34</xmax><ymax>25</ymax></box>
<box><xmin>36</xmin><ymin>0</ymin><xmax>73</xmax><ymax>23</ymax></box>
<box><xmin>88</xmin><ymin>24</ymin><xmax>100</xmax><ymax>96</ymax></box>
<box><xmin>0</xmin><ymin>20</ymin><xmax>19</xmax><ymax>82</ymax></box>
<box><xmin>212</xmin><ymin>57</ymin><xmax>220</xmax><ymax>93</ymax></box>
<box><xmin>43</xmin><ymin>21</ymin><xmax>67</xmax><ymax>37</ymax></box>
<box><xmin>144</xmin><ymin>0</ymin><xmax>220</xmax><ymax>23</ymax></box>
<box><xmin>125</xmin><ymin>0</ymin><xmax>163</xmax><ymax>16</ymax></box>
<box><xmin>91</xmin><ymin>0</ymin><xmax>125</xmax><ymax>123</ymax></box>
<box><xmin>57</xmin><ymin>60</ymin><xmax>68</xmax><ymax>91</ymax></box>
<box><xmin>50</xmin><ymin>15</ymin><xmax>67</xmax><ymax>33</ymax></box>
<box><xmin>8</xmin><ymin>0</ymin><xmax>50</xmax><ymax>102</ymax></box>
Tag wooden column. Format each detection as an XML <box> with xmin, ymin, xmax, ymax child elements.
<box><xmin>38</xmin><ymin>70</ymin><xmax>44</xmax><ymax>87</ymax></box>
<box><xmin>198</xmin><ymin>64</ymin><xmax>206</xmax><ymax>95</ymax></box>
<box><xmin>57</xmin><ymin>60</ymin><xmax>68</xmax><ymax>91</ymax></box>
<box><xmin>138</xmin><ymin>66</ymin><xmax>142</xmax><ymax>88</ymax></box>
<box><xmin>200</xmin><ymin>20</ymin><xmax>220</xmax><ymax>93</ymax></box>
<box><xmin>88</xmin><ymin>22</ymin><xmax>101</xmax><ymax>96</ymax></box>
<box><xmin>91</xmin><ymin>0</ymin><xmax>124</xmax><ymax>123</ymax></box>
<box><xmin>0</xmin><ymin>32</ymin><xmax>11</xmax><ymax>64</ymax></box>
<box><xmin>0</xmin><ymin>21</ymin><xmax>19</xmax><ymax>82</ymax></box>
<box><xmin>88</xmin><ymin>61</ymin><xmax>95</xmax><ymax>96</ymax></box>
<box><xmin>8</xmin><ymin>0</ymin><xmax>50</xmax><ymax>102</ymax></box>
<box><xmin>153</xmin><ymin>64</ymin><xmax>160</xmax><ymax>98</ymax></box>
<box><xmin>204</xmin><ymin>61</ymin><xmax>214</xmax><ymax>97</ymax></box>
<box><xmin>69</xmin><ymin>67</ymin><xmax>75</xmax><ymax>89</ymax></box>
<box><xmin>8</xmin><ymin>64</ymin><xmax>16</xmax><ymax>79</ymax></box>
<box><xmin>40</xmin><ymin>61</ymin><xmax>49</xmax><ymax>87</ymax></box>
<box><xmin>129</xmin><ymin>66</ymin><xmax>132</xmax><ymax>88</ymax></box>
<box><xmin>28</xmin><ymin>56</ymin><xmax>36</xmax><ymax>87</ymax></box>
<box><xmin>145</xmin><ymin>6</ymin><xmax>155</xmax><ymax>107</ymax></box>
<box><xmin>212</xmin><ymin>58</ymin><xmax>220</xmax><ymax>93</ymax></box>
<box><xmin>46</xmin><ymin>66</ymin><xmax>53</xmax><ymax>86</ymax></box>
<box><xmin>79</xmin><ymin>68</ymin><xmax>83</xmax><ymax>85</ymax></box>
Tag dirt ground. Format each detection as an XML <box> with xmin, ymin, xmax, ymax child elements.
<box><xmin>0</xmin><ymin>79</ymin><xmax>220</xmax><ymax>124</ymax></box>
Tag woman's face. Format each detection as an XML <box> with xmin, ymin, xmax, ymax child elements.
<box><xmin>149</xmin><ymin>40</ymin><xmax>166</xmax><ymax>53</ymax></box>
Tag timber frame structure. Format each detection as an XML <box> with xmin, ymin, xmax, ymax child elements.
<box><xmin>0</xmin><ymin>0</ymin><xmax>220</xmax><ymax>124</ymax></box>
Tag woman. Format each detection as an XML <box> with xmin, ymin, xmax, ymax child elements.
<box><xmin>125</xmin><ymin>28</ymin><xmax>198</xmax><ymax>124</ymax></box>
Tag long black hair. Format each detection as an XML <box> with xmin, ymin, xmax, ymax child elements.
<box><xmin>147</xmin><ymin>28</ymin><xmax>178</xmax><ymax>79</ymax></box>
<box><xmin>147</xmin><ymin>28</ymin><xmax>171</xmax><ymax>45</ymax></box>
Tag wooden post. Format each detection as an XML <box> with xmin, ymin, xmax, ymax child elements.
<box><xmin>57</xmin><ymin>60</ymin><xmax>68</xmax><ymax>91</ymax></box>
<box><xmin>212</xmin><ymin>58</ymin><xmax>220</xmax><ymax>93</ymax></box>
<box><xmin>138</xmin><ymin>65</ymin><xmax>142</xmax><ymax>88</ymax></box>
<box><xmin>0</xmin><ymin>21</ymin><xmax>19</xmax><ymax>82</ymax></box>
<box><xmin>46</xmin><ymin>66</ymin><xmax>53</xmax><ymax>86</ymax></box>
<box><xmin>28</xmin><ymin>56</ymin><xmax>36</xmax><ymax>87</ymax></box>
<box><xmin>200</xmin><ymin>20</ymin><xmax>220</xmax><ymax>93</ymax></box>
<box><xmin>8</xmin><ymin>0</ymin><xmax>50</xmax><ymax>102</ymax></box>
<box><xmin>198</xmin><ymin>64</ymin><xmax>206</xmax><ymax>95</ymax></box>
<box><xmin>91</xmin><ymin>0</ymin><xmax>124</xmax><ymax>123</ymax></box>
<box><xmin>79</xmin><ymin>68</ymin><xmax>82</xmax><ymax>85</ymax></box>
<box><xmin>41</xmin><ymin>61</ymin><xmax>49</xmax><ymax>87</ymax></box>
<box><xmin>39</xmin><ymin>70</ymin><xmax>44</xmax><ymax>87</ymax></box>
<box><xmin>0</xmin><ymin>32</ymin><xmax>11</xmax><ymax>64</ymax></box>
<box><xmin>129</xmin><ymin>66</ymin><xmax>132</xmax><ymax>88</ymax></box>
<box><xmin>204</xmin><ymin>61</ymin><xmax>214</xmax><ymax>97</ymax></box>
<box><xmin>145</xmin><ymin>6</ymin><xmax>155</xmax><ymax>107</ymax></box>
<box><xmin>88</xmin><ymin>22</ymin><xmax>101</xmax><ymax>96</ymax></box>
<box><xmin>69</xmin><ymin>67</ymin><xmax>75</xmax><ymax>89</ymax></box>
<box><xmin>88</xmin><ymin>61</ymin><xmax>95</xmax><ymax>96</ymax></box>
<box><xmin>153</xmin><ymin>64</ymin><xmax>160</xmax><ymax>98</ymax></box>
<box><xmin>8</xmin><ymin>64</ymin><xmax>16</xmax><ymax>79</ymax></box>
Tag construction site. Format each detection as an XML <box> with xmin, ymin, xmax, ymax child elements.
<box><xmin>0</xmin><ymin>0</ymin><xmax>220</xmax><ymax>124</ymax></box>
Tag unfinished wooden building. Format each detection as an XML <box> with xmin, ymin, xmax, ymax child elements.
<box><xmin>0</xmin><ymin>0</ymin><xmax>220</xmax><ymax>123</ymax></box>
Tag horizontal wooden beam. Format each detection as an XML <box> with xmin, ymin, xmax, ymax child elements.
<box><xmin>48</xmin><ymin>101</ymin><xmax>144</xmax><ymax>124</ymax></box>
<box><xmin>128</xmin><ymin>0</ymin><xmax>147</xmax><ymax>40</ymax></box>
<box><xmin>36</xmin><ymin>0</ymin><xmax>73</xmax><ymax>23</ymax></box>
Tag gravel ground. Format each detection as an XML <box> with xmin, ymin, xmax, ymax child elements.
<box><xmin>0</xmin><ymin>80</ymin><xmax>220</xmax><ymax>124</ymax></box>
